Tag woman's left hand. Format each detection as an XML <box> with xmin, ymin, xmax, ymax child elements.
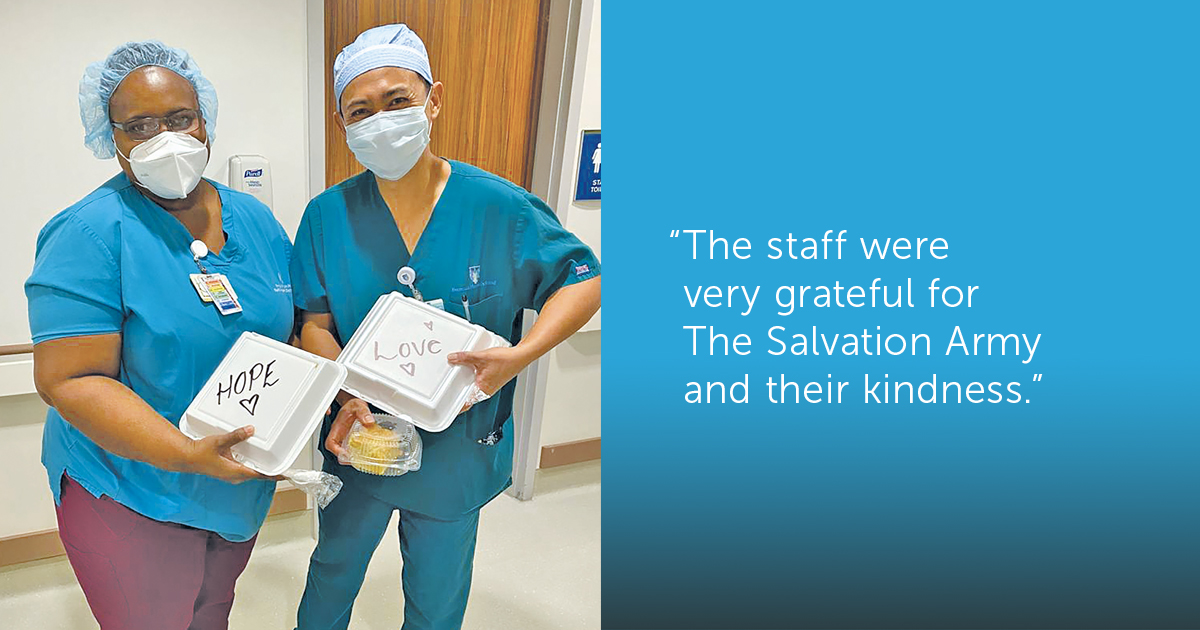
<box><xmin>447</xmin><ymin>346</ymin><xmax>530</xmax><ymax>415</ymax></box>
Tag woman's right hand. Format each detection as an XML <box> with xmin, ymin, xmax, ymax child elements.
<box><xmin>326</xmin><ymin>397</ymin><xmax>374</xmax><ymax>460</ymax></box>
<box><xmin>183</xmin><ymin>425</ymin><xmax>276</xmax><ymax>484</ymax></box>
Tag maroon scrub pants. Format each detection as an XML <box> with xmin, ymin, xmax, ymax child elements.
<box><xmin>54</xmin><ymin>475</ymin><xmax>258</xmax><ymax>630</ymax></box>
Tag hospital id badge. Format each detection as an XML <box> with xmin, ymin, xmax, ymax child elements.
<box><xmin>425</xmin><ymin>298</ymin><xmax>445</xmax><ymax>311</ymax></box>
<box><xmin>202</xmin><ymin>274</ymin><xmax>242</xmax><ymax>315</ymax></box>
<box><xmin>190</xmin><ymin>274</ymin><xmax>213</xmax><ymax>302</ymax></box>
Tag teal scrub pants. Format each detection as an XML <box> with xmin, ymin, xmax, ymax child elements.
<box><xmin>296</xmin><ymin>478</ymin><xmax>480</xmax><ymax>630</ymax></box>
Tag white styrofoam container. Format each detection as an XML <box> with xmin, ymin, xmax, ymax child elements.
<box><xmin>181</xmin><ymin>332</ymin><xmax>346</xmax><ymax>476</ymax></box>
<box><xmin>336</xmin><ymin>292</ymin><xmax>511</xmax><ymax>432</ymax></box>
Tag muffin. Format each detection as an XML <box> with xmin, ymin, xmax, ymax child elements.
<box><xmin>341</xmin><ymin>415</ymin><xmax>420</xmax><ymax>476</ymax></box>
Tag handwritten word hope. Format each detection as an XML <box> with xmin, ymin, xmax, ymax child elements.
<box><xmin>216</xmin><ymin>360</ymin><xmax>279</xmax><ymax>405</ymax></box>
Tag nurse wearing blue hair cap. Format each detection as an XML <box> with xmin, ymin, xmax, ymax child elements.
<box><xmin>25</xmin><ymin>40</ymin><xmax>295</xmax><ymax>629</ymax></box>
<box><xmin>292</xmin><ymin>24</ymin><xmax>601</xmax><ymax>630</ymax></box>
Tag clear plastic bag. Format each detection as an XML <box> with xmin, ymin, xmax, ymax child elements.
<box><xmin>283</xmin><ymin>468</ymin><xmax>344</xmax><ymax>509</ymax></box>
<box><xmin>338</xmin><ymin>414</ymin><xmax>423</xmax><ymax>477</ymax></box>
<box><xmin>465</xmin><ymin>382</ymin><xmax>493</xmax><ymax>407</ymax></box>
<box><xmin>228</xmin><ymin>450</ymin><xmax>344</xmax><ymax>510</ymax></box>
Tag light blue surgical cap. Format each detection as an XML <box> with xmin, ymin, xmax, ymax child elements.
<box><xmin>79</xmin><ymin>40</ymin><xmax>218</xmax><ymax>159</ymax></box>
<box><xmin>333</xmin><ymin>24</ymin><xmax>433</xmax><ymax>106</ymax></box>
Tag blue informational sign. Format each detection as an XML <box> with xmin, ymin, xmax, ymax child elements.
<box><xmin>575</xmin><ymin>130</ymin><xmax>601</xmax><ymax>201</ymax></box>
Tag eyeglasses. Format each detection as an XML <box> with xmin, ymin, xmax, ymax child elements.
<box><xmin>110</xmin><ymin>109</ymin><xmax>201</xmax><ymax>141</ymax></box>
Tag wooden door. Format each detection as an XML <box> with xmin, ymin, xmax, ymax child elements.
<box><xmin>325</xmin><ymin>0</ymin><xmax>549</xmax><ymax>189</ymax></box>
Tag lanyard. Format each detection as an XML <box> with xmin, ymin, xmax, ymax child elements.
<box><xmin>190</xmin><ymin>240</ymin><xmax>210</xmax><ymax>274</ymax></box>
<box><xmin>397</xmin><ymin>265</ymin><xmax>424</xmax><ymax>301</ymax></box>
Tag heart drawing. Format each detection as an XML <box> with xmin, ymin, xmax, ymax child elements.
<box><xmin>239</xmin><ymin>394</ymin><xmax>260</xmax><ymax>416</ymax></box>
<box><xmin>423</xmin><ymin>320</ymin><xmax>434</xmax><ymax>331</ymax></box>
<box><xmin>399</xmin><ymin>363</ymin><xmax>416</xmax><ymax>377</ymax></box>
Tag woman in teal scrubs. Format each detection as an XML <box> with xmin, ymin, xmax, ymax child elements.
<box><xmin>291</xmin><ymin>25</ymin><xmax>601</xmax><ymax>630</ymax></box>
<box><xmin>25</xmin><ymin>41</ymin><xmax>293</xmax><ymax>629</ymax></box>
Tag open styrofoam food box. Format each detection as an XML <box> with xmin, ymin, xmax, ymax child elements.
<box><xmin>181</xmin><ymin>332</ymin><xmax>346</xmax><ymax>476</ymax></box>
<box><xmin>337</xmin><ymin>292</ymin><xmax>511</xmax><ymax>432</ymax></box>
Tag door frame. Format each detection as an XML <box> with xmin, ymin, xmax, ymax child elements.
<box><xmin>305</xmin><ymin>0</ymin><xmax>325</xmax><ymax>538</ymax></box>
<box><xmin>510</xmin><ymin>0</ymin><xmax>596</xmax><ymax>501</ymax></box>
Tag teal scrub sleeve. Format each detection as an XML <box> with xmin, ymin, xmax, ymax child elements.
<box><xmin>289</xmin><ymin>202</ymin><xmax>330</xmax><ymax>313</ymax></box>
<box><xmin>275</xmin><ymin>217</ymin><xmax>295</xmax><ymax>266</ymax></box>
<box><xmin>513</xmin><ymin>195</ymin><xmax>601</xmax><ymax>312</ymax></box>
<box><xmin>25</xmin><ymin>213</ymin><xmax>123</xmax><ymax>344</ymax></box>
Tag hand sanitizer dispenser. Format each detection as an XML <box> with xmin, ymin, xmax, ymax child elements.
<box><xmin>228</xmin><ymin>155</ymin><xmax>273</xmax><ymax>210</ymax></box>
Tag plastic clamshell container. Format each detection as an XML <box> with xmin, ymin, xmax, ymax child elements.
<box><xmin>181</xmin><ymin>332</ymin><xmax>346</xmax><ymax>476</ymax></box>
<box><xmin>336</xmin><ymin>292</ymin><xmax>511</xmax><ymax>432</ymax></box>
<box><xmin>339</xmin><ymin>414</ymin><xmax>423</xmax><ymax>476</ymax></box>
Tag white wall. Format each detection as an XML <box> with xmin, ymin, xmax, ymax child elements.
<box><xmin>0</xmin><ymin>0</ymin><xmax>311</xmax><ymax>537</ymax></box>
<box><xmin>539</xmin><ymin>0</ymin><xmax>602</xmax><ymax>451</ymax></box>
<box><xmin>0</xmin><ymin>394</ymin><xmax>51</xmax><ymax>537</ymax></box>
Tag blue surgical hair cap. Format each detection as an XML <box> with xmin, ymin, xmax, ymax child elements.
<box><xmin>79</xmin><ymin>40</ymin><xmax>218</xmax><ymax>159</ymax></box>
<box><xmin>333</xmin><ymin>24</ymin><xmax>433</xmax><ymax>106</ymax></box>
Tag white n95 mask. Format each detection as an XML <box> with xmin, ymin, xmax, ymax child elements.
<box><xmin>118</xmin><ymin>131</ymin><xmax>209</xmax><ymax>200</ymax></box>
<box><xmin>345</xmin><ymin>94</ymin><xmax>433</xmax><ymax>181</ymax></box>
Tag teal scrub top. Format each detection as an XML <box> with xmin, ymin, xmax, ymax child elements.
<box><xmin>25</xmin><ymin>173</ymin><xmax>295</xmax><ymax>542</ymax></box>
<box><xmin>290</xmin><ymin>160</ymin><xmax>599</xmax><ymax>518</ymax></box>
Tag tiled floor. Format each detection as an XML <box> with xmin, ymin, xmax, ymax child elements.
<box><xmin>0</xmin><ymin>461</ymin><xmax>600</xmax><ymax>629</ymax></box>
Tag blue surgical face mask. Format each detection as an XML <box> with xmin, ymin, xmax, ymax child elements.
<box><xmin>344</xmin><ymin>92</ymin><xmax>433</xmax><ymax>181</ymax></box>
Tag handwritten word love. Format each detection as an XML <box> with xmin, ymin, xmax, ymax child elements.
<box><xmin>373</xmin><ymin>339</ymin><xmax>444</xmax><ymax>362</ymax></box>
<box><xmin>373</xmin><ymin>337</ymin><xmax>443</xmax><ymax>379</ymax></box>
